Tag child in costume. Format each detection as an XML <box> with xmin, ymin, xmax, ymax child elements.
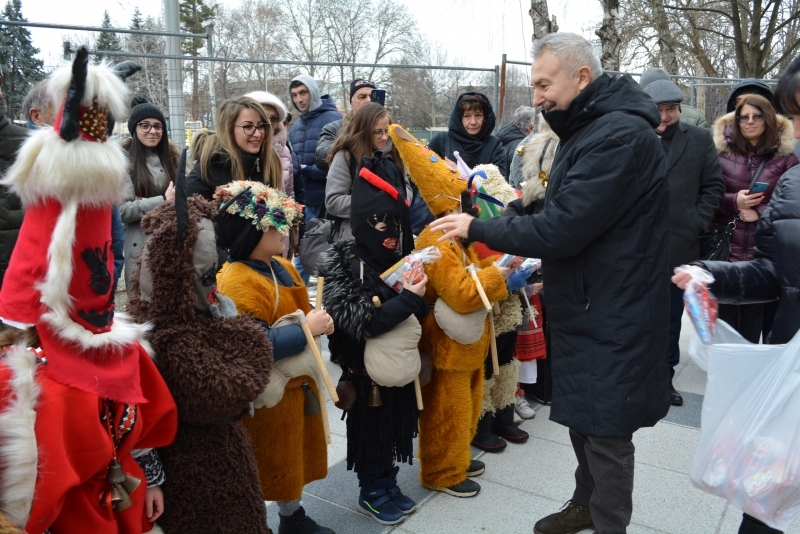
<box><xmin>126</xmin><ymin>154</ymin><xmax>275</xmax><ymax>534</ymax></box>
<box><xmin>389</xmin><ymin>125</ymin><xmax>510</xmax><ymax>498</ymax></box>
<box><xmin>319</xmin><ymin>154</ymin><xmax>428</xmax><ymax>525</ymax></box>
<box><xmin>467</xmin><ymin>165</ymin><xmax>532</xmax><ymax>452</ymax></box>
<box><xmin>0</xmin><ymin>48</ymin><xmax>177</xmax><ymax>534</ymax></box>
<box><xmin>214</xmin><ymin>182</ymin><xmax>335</xmax><ymax>534</ymax></box>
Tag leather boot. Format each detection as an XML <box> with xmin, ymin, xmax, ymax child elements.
<box><xmin>533</xmin><ymin>501</ymin><xmax>594</xmax><ymax>534</ymax></box>
<box><xmin>491</xmin><ymin>404</ymin><xmax>529</xmax><ymax>443</ymax></box>
<box><xmin>470</xmin><ymin>412</ymin><xmax>507</xmax><ymax>452</ymax></box>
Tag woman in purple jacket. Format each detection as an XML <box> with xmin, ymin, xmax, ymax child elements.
<box><xmin>709</xmin><ymin>94</ymin><xmax>798</xmax><ymax>342</ymax></box>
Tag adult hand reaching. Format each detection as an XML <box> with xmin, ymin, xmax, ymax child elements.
<box><xmin>671</xmin><ymin>266</ymin><xmax>707</xmax><ymax>290</ymax></box>
<box><xmin>428</xmin><ymin>213</ymin><xmax>475</xmax><ymax>242</ymax></box>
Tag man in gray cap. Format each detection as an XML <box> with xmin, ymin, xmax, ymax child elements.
<box><xmin>642</xmin><ymin>77</ymin><xmax>724</xmax><ymax>406</ymax></box>
<box><xmin>640</xmin><ymin>68</ymin><xmax>710</xmax><ymax>128</ymax></box>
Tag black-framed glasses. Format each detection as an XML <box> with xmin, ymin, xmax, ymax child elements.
<box><xmin>138</xmin><ymin>122</ymin><xmax>163</xmax><ymax>133</ymax></box>
<box><xmin>237</xmin><ymin>123</ymin><xmax>268</xmax><ymax>136</ymax></box>
<box><xmin>737</xmin><ymin>113</ymin><xmax>765</xmax><ymax>123</ymax></box>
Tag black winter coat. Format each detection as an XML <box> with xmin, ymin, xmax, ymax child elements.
<box><xmin>185</xmin><ymin>152</ymin><xmax>267</xmax><ymax>201</ymax></box>
<box><xmin>496</xmin><ymin>123</ymin><xmax>528</xmax><ymax>174</ymax></box>
<box><xmin>468</xmin><ymin>74</ymin><xmax>671</xmax><ymax>437</ymax></box>
<box><xmin>698</xmin><ymin>164</ymin><xmax>800</xmax><ymax>344</ymax></box>
<box><xmin>0</xmin><ymin>115</ymin><xmax>27</xmax><ymax>288</ymax></box>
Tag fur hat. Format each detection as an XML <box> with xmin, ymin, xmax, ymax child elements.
<box><xmin>0</xmin><ymin>47</ymin><xmax>148</xmax><ymax>403</ymax></box>
<box><xmin>389</xmin><ymin>124</ymin><xmax>467</xmax><ymax>216</ymax></box>
<box><xmin>244</xmin><ymin>91</ymin><xmax>288</xmax><ymax>124</ymax></box>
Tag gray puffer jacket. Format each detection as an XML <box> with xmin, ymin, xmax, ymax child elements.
<box><xmin>120</xmin><ymin>150</ymin><xmax>168</xmax><ymax>289</ymax></box>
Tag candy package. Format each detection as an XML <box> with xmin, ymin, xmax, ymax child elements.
<box><xmin>496</xmin><ymin>254</ymin><xmax>519</xmax><ymax>268</ymax></box>
<box><xmin>520</xmin><ymin>258</ymin><xmax>542</xmax><ymax>271</ymax></box>
<box><xmin>676</xmin><ymin>265</ymin><xmax>718</xmax><ymax>344</ymax></box>
<box><xmin>380</xmin><ymin>246</ymin><xmax>442</xmax><ymax>292</ymax></box>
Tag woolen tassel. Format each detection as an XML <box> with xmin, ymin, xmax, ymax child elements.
<box><xmin>367</xmin><ymin>381</ymin><xmax>383</xmax><ymax>407</ymax></box>
<box><xmin>303</xmin><ymin>382</ymin><xmax>321</xmax><ymax>416</ymax></box>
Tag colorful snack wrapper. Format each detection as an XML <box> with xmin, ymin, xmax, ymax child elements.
<box><xmin>380</xmin><ymin>246</ymin><xmax>442</xmax><ymax>292</ymax></box>
<box><xmin>676</xmin><ymin>265</ymin><xmax>717</xmax><ymax>344</ymax></box>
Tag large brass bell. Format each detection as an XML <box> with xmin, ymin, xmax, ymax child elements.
<box><xmin>120</xmin><ymin>473</ymin><xmax>142</xmax><ymax>495</ymax></box>
<box><xmin>102</xmin><ymin>458</ymin><xmax>140</xmax><ymax>512</ymax></box>
<box><xmin>367</xmin><ymin>381</ymin><xmax>383</xmax><ymax>407</ymax></box>
<box><xmin>105</xmin><ymin>458</ymin><xmax>127</xmax><ymax>485</ymax></box>
<box><xmin>302</xmin><ymin>382</ymin><xmax>321</xmax><ymax>416</ymax></box>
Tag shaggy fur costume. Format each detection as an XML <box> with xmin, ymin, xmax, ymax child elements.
<box><xmin>217</xmin><ymin>258</ymin><xmax>327</xmax><ymax>501</ymax></box>
<box><xmin>415</xmin><ymin>227</ymin><xmax>508</xmax><ymax>488</ymax></box>
<box><xmin>126</xmin><ymin>197</ymin><xmax>273</xmax><ymax>534</ymax></box>
<box><xmin>520</xmin><ymin>120</ymin><xmax>558</xmax><ymax>195</ymax></box>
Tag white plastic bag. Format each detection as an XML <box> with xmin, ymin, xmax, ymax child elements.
<box><xmin>690</xmin><ymin>328</ymin><xmax>799</xmax><ymax>530</ymax></box>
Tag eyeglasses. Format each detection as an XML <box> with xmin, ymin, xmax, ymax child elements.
<box><xmin>237</xmin><ymin>123</ymin><xmax>268</xmax><ymax>136</ymax></box>
<box><xmin>138</xmin><ymin>122</ymin><xmax>163</xmax><ymax>133</ymax></box>
<box><xmin>372</xmin><ymin>129</ymin><xmax>389</xmax><ymax>138</ymax></box>
<box><xmin>737</xmin><ymin>113</ymin><xmax>765</xmax><ymax>123</ymax></box>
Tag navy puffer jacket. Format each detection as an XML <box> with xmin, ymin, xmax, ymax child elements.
<box><xmin>288</xmin><ymin>96</ymin><xmax>342</xmax><ymax>207</ymax></box>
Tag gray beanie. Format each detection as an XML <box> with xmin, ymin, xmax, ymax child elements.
<box><xmin>643</xmin><ymin>79</ymin><xmax>684</xmax><ymax>106</ymax></box>
<box><xmin>639</xmin><ymin>68</ymin><xmax>671</xmax><ymax>89</ymax></box>
<box><xmin>128</xmin><ymin>101</ymin><xmax>166</xmax><ymax>136</ymax></box>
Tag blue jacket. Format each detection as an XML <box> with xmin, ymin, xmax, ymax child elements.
<box><xmin>289</xmin><ymin>95</ymin><xmax>342</xmax><ymax>207</ymax></box>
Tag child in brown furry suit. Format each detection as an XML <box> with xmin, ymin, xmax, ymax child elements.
<box><xmin>127</xmin><ymin>182</ymin><xmax>274</xmax><ymax>534</ymax></box>
<box><xmin>214</xmin><ymin>181</ymin><xmax>335</xmax><ymax>534</ymax></box>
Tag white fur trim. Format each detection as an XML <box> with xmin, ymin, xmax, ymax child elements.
<box><xmin>521</xmin><ymin>122</ymin><xmax>558</xmax><ymax>207</ymax></box>
<box><xmin>474</xmin><ymin>164</ymin><xmax>519</xmax><ymax>207</ymax></box>
<box><xmin>2</xmin><ymin>129</ymin><xmax>129</xmax><ymax>207</ymax></box>
<box><xmin>0</xmin><ymin>346</ymin><xmax>41</xmax><ymax>528</ymax></box>
<box><xmin>37</xmin><ymin>200</ymin><xmax>147</xmax><ymax>351</ymax></box>
<box><xmin>244</xmin><ymin>91</ymin><xmax>288</xmax><ymax>124</ymax></box>
<box><xmin>47</xmin><ymin>60</ymin><xmax>129</xmax><ymax>121</ymax></box>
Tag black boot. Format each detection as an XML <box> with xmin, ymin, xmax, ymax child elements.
<box><xmin>471</xmin><ymin>412</ymin><xmax>507</xmax><ymax>452</ymax></box>
<box><xmin>278</xmin><ymin>506</ymin><xmax>335</xmax><ymax>534</ymax></box>
<box><xmin>491</xmin><ymin>404</ymin><xmax>529</xmax><ymax>443</ymax></box>
<box><xmin>534</xmin><ymin>501</ymin><xmax>594</xmax><ymax>534</ymax></box>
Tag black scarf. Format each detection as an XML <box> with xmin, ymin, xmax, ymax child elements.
<box><xmin>446</xmin><ymin>91</ymin><xmax>498</xmax><ymax>166</ymax></box>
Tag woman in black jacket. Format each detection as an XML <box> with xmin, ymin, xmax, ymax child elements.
<box><xmin>673</xmin><ymin>55</ymin><xmax>800</xmax><ymax>534</ymax></box>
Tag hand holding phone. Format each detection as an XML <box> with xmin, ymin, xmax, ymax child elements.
<box><xmin>749</xmin><ymin>181</ymin><xmax>769</xmax><ymax>195</ymax></box>
<box><xmin>370</xmin><ymin>89</ymin><xmax>386</xmax><ymax>107</ymax></box>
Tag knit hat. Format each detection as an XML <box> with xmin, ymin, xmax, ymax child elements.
<box><xmin>244</xmin><ymin>90</ymin><xmax>288</xmax><ymax>124</ymax></box>
<box><xmin>128</xmin><ymin>98</ymin><xmax>166</xmax><ymax>136</ymax></box>
<box><xmin>638</xmin><ymin>67</ymin><xmax>671</xmax><ymax>89</ymax></box>
<box><xmin>389</xmin><ymin>124</ymin><xmax>467</xmax><ymax>217</ymax></box>
<box><xmin>213</xmin><ymin>181</ymin><xmax>303</xmax><ymax>260</ymax></box>
<box><xmin>350</xmin><ymin>78</ymin><xmax>376</xmax><ymax>102</ymax></box>
<box><xmin>0</xmin><ymin>47</ymin><xmax>149</xmax><ymax>403</ymax></box>
<box><xmin>643</xmin><ymin>79</ymin><xmax>684</xmax><ymax>106</ymax></box>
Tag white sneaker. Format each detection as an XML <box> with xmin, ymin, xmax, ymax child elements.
<box><xmin>514</xmin><ymin>396</ymin><xmax>536</xmax><ymax>419</ymax></box>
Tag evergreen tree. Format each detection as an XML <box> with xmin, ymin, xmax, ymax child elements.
<box><xmin>180</xmin><ymin>0</ymin><xmax>215</xmax><ymax>118</ymax></box>
<box><xmin>95</xmin><ymin>10</ymin><xmax>121</xmax><ymax>64</ymax></box>
<box><xmin>130</xmin><ymin>6</ymin><xmax>143</xmax><ymax>30</ymax></box>
<box><xmin>0</xmin><ymin>0</ymin><xmax>45</xmax><ymax>119</ymax></box>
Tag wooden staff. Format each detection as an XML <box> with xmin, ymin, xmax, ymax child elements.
<box><xmin>317</xmin><ymin>383</ymin><xmax>332</xmax><ymax>445</ymax></box>
<box><xmin>488</xmin><ymin>313</ymin><xmax>499</xmax><ymax>376</ymax></box>
<box><xmin>467</xmin><ymin>265</ymin><xmax>492</xmax><ymax>312</ymax></box>
<box><xmin>373</xmin><ymin>296</ymin><xmax>424</xmax><ymax>410</ymax></box>
<box><xmin>315</xmin><ymin>276</ymin><xmax>325</xmax><ymax>310</ymax></box>
<box><xmin>299</xmin><ymin>319</ymin><xmax>339</xmax><ymax>404</ymax></box>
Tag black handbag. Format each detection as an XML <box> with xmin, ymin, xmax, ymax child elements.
<box><xmin>698</xmin><ymin>155</ymin><xmax>770</xmax><ymax>262</ymax></box>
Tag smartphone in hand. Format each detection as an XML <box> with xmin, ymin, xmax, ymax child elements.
<box><xmin>370</xmin><ymin>89</ymin><xmax>386</xmax><ymax>106</ymax></box>
<box><xmin>749</xmin><ymin>181</ymin><xmax>769</xmax><ymax>194</ymax></box>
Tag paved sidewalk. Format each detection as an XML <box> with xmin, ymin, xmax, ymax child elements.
<box><xmin>267</xmin><ymin>312</ymin><xmax>800</xmax><ymax>534</ymax></box>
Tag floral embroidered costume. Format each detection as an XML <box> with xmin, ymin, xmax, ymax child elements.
<box><xmin>0</xmin><ymin>49</ymin><xmax>177</xmax><ymax>534</ymax></box>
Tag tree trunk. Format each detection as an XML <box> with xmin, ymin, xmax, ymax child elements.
<box><xmin>596</xmin><ymin>0</ymin><xmax>621</xmax><ymax>71</ymax></box>
<box><xmin>650</xmin><ymin>0</ymin><xmax>678</xmax><ymax>73</ymax></box>
<box><xmin>529</xmin><ymin>0</ymin><xmax>558</xmax><ymax>41</ymax></box>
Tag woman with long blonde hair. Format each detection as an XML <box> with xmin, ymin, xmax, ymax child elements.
<box><xmin>186</xmin><ymin>96</ymin><xmax>283</xmax><ymax>200</ymax></box>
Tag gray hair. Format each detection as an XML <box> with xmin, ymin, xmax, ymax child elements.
<box><xmin>22</xmin><ymin>80</ymin><xmax>50</xmax><ymax>122</ymax></box>
<box><xmin>511</xmin><ymin>106</ymin><xmax>537</xmax><ymax>132</ymax></box>
<box><xmin>531</xmin><ymin>33</ymin><xmax>603</xmax><ymax>81</ymax></box>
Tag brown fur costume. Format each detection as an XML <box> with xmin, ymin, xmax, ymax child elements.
<box><xmin>126</xmin><ymin>197</ymin><xmax>273</xmax><ymax>534</ymax></box>
<box><xmin>217</xmin><ymin>258</ymin><xmax>327</xmax><ymax>501</ymax></box>
<box><xmin>415</xmin><ymin>228</ymin><xmax>508</xmax><ymax>488</ymax></box>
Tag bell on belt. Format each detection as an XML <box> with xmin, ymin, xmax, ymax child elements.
<box><xmin>102</xmin><ymin>458</ymin><xmax>141</xmax><ymax>512</ymax></box>
<box><xmin>121</xmin><ymin>473</ymin><xmax>142</xmax><ymax>495</ymax></box>
<box><xmin>367</xmin><ymin>381</ymin><xmax>383</xmax><ymax>407</ymax></box>
<box><xmin>113</xmin><ymin>485</ymin><xmax>134</xmax><ymax>511</ymax></box>
<box><xmin>105</xmin><ymin>458</ymin><xmax>127</xmax><ymax>485</ymax></box>
<box><xmin>302</xmin><ymin>382</ymin><xmax>321</xmax><ymax>416</ymax></box>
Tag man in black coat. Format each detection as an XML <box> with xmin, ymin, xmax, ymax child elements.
<box><xmin>642</xmin><ymin>79</ymin><xmax>724</xmax><ymax>407</ymax></box>
<box><xmin>429</xmin><ymin>33</ymin><xmax>670</xmax><ymax>534</ymax></box>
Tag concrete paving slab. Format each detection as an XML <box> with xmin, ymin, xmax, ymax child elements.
<box><xmin>631</xmin><ymin>461</ymin><xmax>727</xmax><ymax>534</ymax></box>
<box><xmin>267</xmin><ymin>492</ymin><xmax>390</xmax><ymax>534</ymax></box>
<box><xmin>517</xmin><ymin>405</ymin><xmax>573</xmax><ymax>447</ymax></box>
<box><xmin>717</xmin><ymin>501</ymin><xmax>800</xmax><ymax>534</ymax></box>
<box><xmin>661</xmin><ymin>391</ymin><xmax>704</xmax><ymax>429</ymax></box>
<box><xmin>673</xmin><ymin>360</ymin><xmax>708</xmax><ymax>396</ymax></box>
<box><xmin>632</xmin><ymin>421</ymin><xmax>701</xmax><ymax>474</ymax></box>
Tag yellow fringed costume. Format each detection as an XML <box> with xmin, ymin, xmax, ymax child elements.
<box><xmin>217</xmin><ymin>256</ymin><xmax>327</xmax><ymax>501</ymax></box>
<box><xmin>389</xmin><ymin>124</ymin><xmax>509</xmax><ymax>489</ymax></box>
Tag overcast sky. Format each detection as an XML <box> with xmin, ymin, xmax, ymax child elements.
<box><xmin>25</xmin><ymin>0</ymin><xmax>602</xmax><ymax>70</ymax></box>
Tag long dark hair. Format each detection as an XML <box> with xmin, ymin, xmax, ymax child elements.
<box><xmin>731</xmin><ymin>94</ymin><xmax>780</xmax><ymax>155</ymax></box>
<box><xmin>775</xmin><ymin>55</ymin><xmax>800</xmax><ymax>116</ymax></box>
<box><xmin>327</xmin><ymin>102</ymin><xmax>402</xmax><ymax>169</ymax></box>
<box><xmin>123</xmin><ymin>122</ymin><xmax>180</xmax><ymax>198</ymax></box>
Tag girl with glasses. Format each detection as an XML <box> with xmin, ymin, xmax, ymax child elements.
<box><xmin>324</xmin><ymin>102</ymin><xmax>406</xmax><ymax>241</ymax></box>
<box><xmin>121</xmin><ymin>98</ymin><xmax>180</xmax><ymax>290</ymax></box>
<box><xmin>709</xmin><ymin>94</ymin><xmax>799</xmax><ymax>342</ymax></box>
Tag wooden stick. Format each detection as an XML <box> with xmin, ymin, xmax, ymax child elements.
<box><xmin>299</xmin><ymin>320</ymin><xmax>339</xmax><ymax>403</ymax></box>
<box><xmin>372</xmin><ymin>296</ymin><xmax>424</xmax><ymax>410</ymax></box>
<box><xmin>467</xmin><ymin>265</ymin><xmax>492</xmax><ymax>312</ymax></box>
<box><xmin>489</xmin><ymin>313</ymin><xmax>499</xmax><ymax>376</ymax></box>
<box><xmin>493</xmin><ymin>301</ymin><xmax>501</xmax><ymax>314</ymax></box>
<box><xmin>317</xmin><ymin>384</ymin><xmax>332</xmax><ymax>445</ymax></box>
<box><xmin>315</xmin><ymin>276</ymin><xmax>324</xmax><ymax>310</ymax></box>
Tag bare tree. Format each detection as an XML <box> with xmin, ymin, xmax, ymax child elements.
<box><xmin>596</xmin><ymin>0</ymin><xmax>622</xmax><ymax>70</ymax></box>
<box><xmin>277</xmin><ymin>0</ymin><xmax>328</xmax><ymax>77</ymax></box>
<box><xmin>651</xmin><ymin>0</ymin><xmax>679</xmax><ymax>72</ymax></box>
<box><xmin>529</xmin><ymin>0</ymin><xmax>558</xmax><ymax>40</ymax></box>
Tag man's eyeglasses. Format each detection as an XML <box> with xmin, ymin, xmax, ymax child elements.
<box><xmin>737</xmin><ymin>113</ymin><xmax>765</xmax><ymax>123</ymax></box>
<box><xmin>238</xmin><ymin>123</ymin><xmax>268</xmax><ymax>136</ymax></box>
<box><xmin>372</xmin><ymin>128</ymin><xmax>389</xmax><ymax>138</ymax></box>
<box><xmin>138</xmin><ymin>122</ymin><xmax>163</xmax><ymax>133</ymax></box>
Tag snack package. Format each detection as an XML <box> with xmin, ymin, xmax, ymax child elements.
<box><xmin>676</xmin><ymin>265</ymin><xmax>718</xmax><ymax>344</ymax></box>
<box><xmin>520</xmin><ymin>258</ymin><xmax>542</xmax><ymax>271</ymax></box>
<box><xmin>380</xmin><ymin>246</ymin><xmax>442</xmax><ymax>292</ymax></box>
<box><xmin>496</xmin><ymin>254</ymin><xmax>518</xmax><ymax>268</ymax></box>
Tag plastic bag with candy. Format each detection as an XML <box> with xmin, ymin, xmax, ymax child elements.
<box><xmin>675</xmin><ymin>265</ymin><xmax>718</xmax><ymax>344</ymax></box>
<box><xmin>380</xmin><ymin>246</ymin><xmax>442</xmax><ymax>292</ymax></box>
<box><xmin>520</xmin><ymin>258</ymin><xmax>542</xmax><ymax>271</ymax></box>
